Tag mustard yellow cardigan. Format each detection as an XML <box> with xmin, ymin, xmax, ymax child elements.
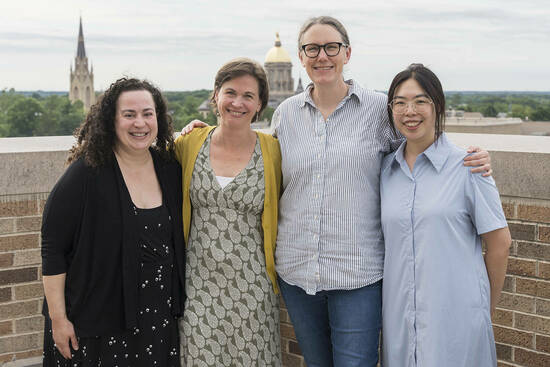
<box><xmin>174</xmin><ymin>126</ymin><xmax>282</xmax><ymax>294</ymax></box>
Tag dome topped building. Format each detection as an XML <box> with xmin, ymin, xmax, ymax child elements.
<box><xmin>264</xmin><ymin>33</ymin><xmax>294</xmax><ymax>108</ymax></box>
<box><xmin>265</xmin><ymin>33</ymin><xmax>292</xmax><ymax>63</ymax></box>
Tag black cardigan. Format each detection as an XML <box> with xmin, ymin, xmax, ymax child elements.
<box><xmin>41</xmin><ymin>149</ymin><xmax>185</xmax><ymax>337</ymax></box>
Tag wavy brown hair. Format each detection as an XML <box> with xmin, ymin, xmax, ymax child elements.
<box><xmin>67</xmin><ymin>77</ymin><xmax>174</xmax><ymax>167</ymax></box>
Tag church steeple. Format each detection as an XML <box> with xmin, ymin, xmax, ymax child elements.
<box><xmin>76</xmin><ymin>17</ymin><xmax>86</xmax><ymax>59</ymax></box>
<box><xmin>69</xmin><ymin>17</ymin><xmax>95</xmax><ymax>111</ymax></box>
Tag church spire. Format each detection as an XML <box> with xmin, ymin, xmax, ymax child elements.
<box><xmin>70</xmin><ymin>16</ymin><xmax>95</xmax><ymax>111</ymax></box>
<box><xmin>76</xmin><ymin>17</ymin><xmax>86</xmax><ymax>59</ymax></box>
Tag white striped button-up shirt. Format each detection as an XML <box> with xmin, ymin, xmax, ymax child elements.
<box><xmin>272</xmin><ymin>80</ymin><xmax>400</xmax><ymax>295</ymax></box>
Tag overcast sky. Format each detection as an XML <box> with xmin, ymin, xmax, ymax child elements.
<box><xmin>1</xmin><ymin>0</ymin><xmax>549</xmax><ymax>92</ymax></box>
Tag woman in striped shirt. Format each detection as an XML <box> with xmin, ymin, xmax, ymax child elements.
<box><xmin>271</xmin><ymin>16</ymin><xmax>490</xmax><ymax>367</ymax></box>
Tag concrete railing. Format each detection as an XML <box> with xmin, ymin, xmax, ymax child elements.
<box><xmin>1</xmin><ymin>133</ymin><xmax>550</xmax><ymax>366</ymax></box>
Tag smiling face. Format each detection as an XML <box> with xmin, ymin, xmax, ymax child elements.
<box><xmin>392</xmin><ymin>78</ymin><xmax>436</xmax><ymax>149</ymax></box>
<box><xmin>215</xmin><ymin>74</ymin><xmax>262</xmax><ymax>126</ymax></box>
<box><xmin>299</xmin><ymin>24</ymin><xmax>351</xmax><ymax>87</ymax></box>
<box><xmin>114</xmin><ymin>90</ymin><xmax>158</xmax><ymax>155</ymax></box>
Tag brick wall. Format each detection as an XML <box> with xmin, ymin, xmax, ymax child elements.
<box><xmin>495</xmin><ymin>199</ymin><xmax>550</xmax><ymax>367</ymax></box>
<box><xmin>279</xmin><ymin>298</ymin><xmax>305</xmax><ymax>366</ymax></box>
<box><xmin>0</xmin><ymin>194</ymin><xmax>46</xmax><ymax>365</ymax></box>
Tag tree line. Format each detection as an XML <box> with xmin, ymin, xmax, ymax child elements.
<box><xmin>0</xmin><ymin>89</ymin><xmax>86</xmax><ymax>137</ymax></box>
<box><xmin>446</xmin><ymin>92</ymin><xmax>550</xmax><ymax>121</ymax></box>
<box><xmin>0</xmin><ymin>89</ymin><xmax>546</xmax><ymax>137</ymax></box>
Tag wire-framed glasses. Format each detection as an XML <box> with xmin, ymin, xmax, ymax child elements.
<box><xmin>389</xmin><ymin>98</ymin><xmax>434</xmax><ymax>114</ymax></box>
<box><xmin>301</xmin><ymin>42</ymin><xmax>347</xmax><ymax>58</ymax></box>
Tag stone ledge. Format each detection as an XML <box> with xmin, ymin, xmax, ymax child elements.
<box><xmin>1</xmin><ymin>133</ymin><xmax>549</xmax><ymax>199</ymax></box>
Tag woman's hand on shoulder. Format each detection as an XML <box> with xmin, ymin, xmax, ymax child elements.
<box><xmin>181</xmin><ymin>120</ymin><xmax>209</xmax><ymax>136</ymax></box>
<box><xmin>51</xmin><ymin>316</ymin><xmax>79</xmax><ymax>359</ymax></box>
<box><xmin>464</xmin><ymin>146</ymin><xmax>492</xmax><ymax>177</ymax></box>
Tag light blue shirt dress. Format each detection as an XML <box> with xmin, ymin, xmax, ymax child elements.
<box><xmin>380</xmin><ymin>133</ymin><xmax>507</xmax><ymax>367</ymax></box>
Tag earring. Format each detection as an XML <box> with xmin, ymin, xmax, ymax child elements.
<box><xmin>254</xmin><ymin>111</ymin><xmax>259</xmax><ymax>122</ymax></box>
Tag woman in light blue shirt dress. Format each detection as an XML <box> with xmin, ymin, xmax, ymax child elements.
<box><xmin>380</xmin><ymin>64</ymin><xmax>512</xmax><ymax>367</ymax></box>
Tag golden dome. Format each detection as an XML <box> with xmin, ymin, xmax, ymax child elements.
<box><xmin>265</xmin><ymin>33</ymin><xmax>292</xmax><ymax>63</ymax></box>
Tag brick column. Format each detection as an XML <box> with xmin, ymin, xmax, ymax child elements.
<box><xmin>0</xmin><ymin>194</ymin><xmax>46</xmax><ymax>364</ymax></box>
<box><xmin>494</xmin><ymin>199</ymin><xmax>550</xmax><ymax>366</ymax></box>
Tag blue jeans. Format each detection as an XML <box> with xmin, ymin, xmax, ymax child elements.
<box><xmin>279</xmin><ymin>279</ymin><xmax>382</xmax><ymax>367</ymax></box>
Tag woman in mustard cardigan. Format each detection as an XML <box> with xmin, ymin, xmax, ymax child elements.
<box><xmin>174</xmin><ymin>58</ymin><xmax>282</xmax><ymax>366</ymax></box>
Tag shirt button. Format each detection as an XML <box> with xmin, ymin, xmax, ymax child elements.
<box><xmin>317</xmin><ymin>174</ymin><xmax>321</xmax><ymax>178</ymax></box>
<box><xmin>314</xmin><ymin>215</ymin><xmax>318</xmax><ymax>220</ymax></box>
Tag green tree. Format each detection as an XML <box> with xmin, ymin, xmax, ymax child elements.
<box><xmin>6</xmin><ymin>98</ymin><xmax>44</xmax><ymax>136</ymax></box>
<box><xmin>481</xmin><ymin>104</ymin><xmax>497</xmax><ymax>117</ymax></box>
<box><xmin>262</xmin><ymin>106</ymin><xmax>275</xmax><ymax>122</ymax></box>
<box><xmin>531</xmin><ymin>105</ymin><xmax>550</xmax><ymax>121</ymax></box>
<box><xmin>510</xmin><ymin>104</ymin><xmax>526</xmax><ymax>119</ymax></box>
<box><xmin>35</xmin><ymin>95</ymin><xmax>64</xmax><ymax>135</ymax></box>
<box><xmin>57</xmin><ymin>100</ymin><xmax>85</xmax><ymax>135</ymax></box>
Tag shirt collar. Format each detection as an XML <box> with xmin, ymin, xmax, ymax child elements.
<box><xmin>385</xmin><ymin>138</ymin><xmax>408</xmax><ymax>175</ymax></box>
<box><xmin>422</xmin><ymin>133</ymin><xmax>451</xmax><ymax>173</ymax></box>
<box><xmin>299</xmin><ymin>79</ymin><xmax>361</xmax><ymax>108</ymax></box>
<box><xmin>388</xmin><ymin>132</ymin><xmax>451</xmax><ymax>174</ymax></box>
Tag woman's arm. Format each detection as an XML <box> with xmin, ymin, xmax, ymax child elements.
<box><xmin>464</xmin><ymin>147</ymin><xmax>492</xmax><ymax>176</ymax></box>
<box><xmin>43</xmin><ymin>274</ymin><xmax>79</xmax><ymax>359</ymax></box>
<box><xmin>481</xmin><ymin>227</ymin><xmax>512</xmax><ymax>314</ymax></box>
<box><xmin>41</xmin><ymin>160</ymin><xmax>87</xmax><ymax>359</ymax></box>
<box><xmin>180</xmin><ymin>119</ymin><xmax>209</xmax><ymax>135</ymax></box>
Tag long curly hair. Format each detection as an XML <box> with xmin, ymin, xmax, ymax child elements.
<box><xmin>67</xmin><ymin>77</ymin><xmax>175</xmax><ymax>167</ymax></box>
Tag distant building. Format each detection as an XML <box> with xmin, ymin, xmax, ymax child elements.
<box><xmin>463</xmin><ymin>112</ymin><xmax>484</xmax><ymax>119</ymax></box>
<box><xmin>446</xmin><ymin>109</ymin><xmax>464</xmax><ymax>118</ymax></box>
<box><xmin>69</xmin><ymin>17</ymin><xmax>95</xmax><ymax>110</ymax></box>
<box><xmin>197</xmin><ymin>99</ymin><xmax>211</xmax><ymax>118</ymax></box>
<box><xmin>264</xmin><ymin>33</ymin><xmax>294</xmax><ymax>108</ymax></box>
<box><xmin>445</xmin><ymin>108</ymin><xmax>525</xmax><ymax>134</ymax></box>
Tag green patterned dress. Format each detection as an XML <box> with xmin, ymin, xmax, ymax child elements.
<box><xmin>180</xmin><ymin>132</ymin><xmax>281</xmax><ymax>366</ymax></box>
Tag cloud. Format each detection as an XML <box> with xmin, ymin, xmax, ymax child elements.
<box><xmin>1</xmin><ymin>0</ymin><xmax>549</xmax><ymax>90</ymax></box>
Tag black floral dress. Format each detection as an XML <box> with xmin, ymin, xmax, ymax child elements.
<box><xmin>43</xmin><ymin>204</ymin><xmax>180</xmax><ymax>367</ymax></box>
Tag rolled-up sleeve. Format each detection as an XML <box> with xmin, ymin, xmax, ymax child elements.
<box><xmin>41</xmin><ymin>161</ymin><xmax>87</xmax><ymax>275</ymax></box>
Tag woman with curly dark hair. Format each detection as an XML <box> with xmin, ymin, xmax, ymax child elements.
<box><xmin>41</xmin><ymin>77</ymin><xmax>185</xmax><ymax>367</ymax></box>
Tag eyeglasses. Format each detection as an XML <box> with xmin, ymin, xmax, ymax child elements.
<box><xmin>301</xmin><ymin>42</ymin><xmax>347</xmax><ymax>58</ymax></box>
<box><xmin>389</xmin><ymin>98</ymin><xmax>434</xmax><ymax>114</ymax></box>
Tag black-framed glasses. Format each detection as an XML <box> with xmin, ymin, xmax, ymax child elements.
<box><xmin>301</xmin><ymin>42</ymin><xmax>347</xmax><ymax>58</ymax></box>
<box><xmin>389</xmin><ymin>98</ymin><xmax>434</xmax><ymax>114</ymax></box>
